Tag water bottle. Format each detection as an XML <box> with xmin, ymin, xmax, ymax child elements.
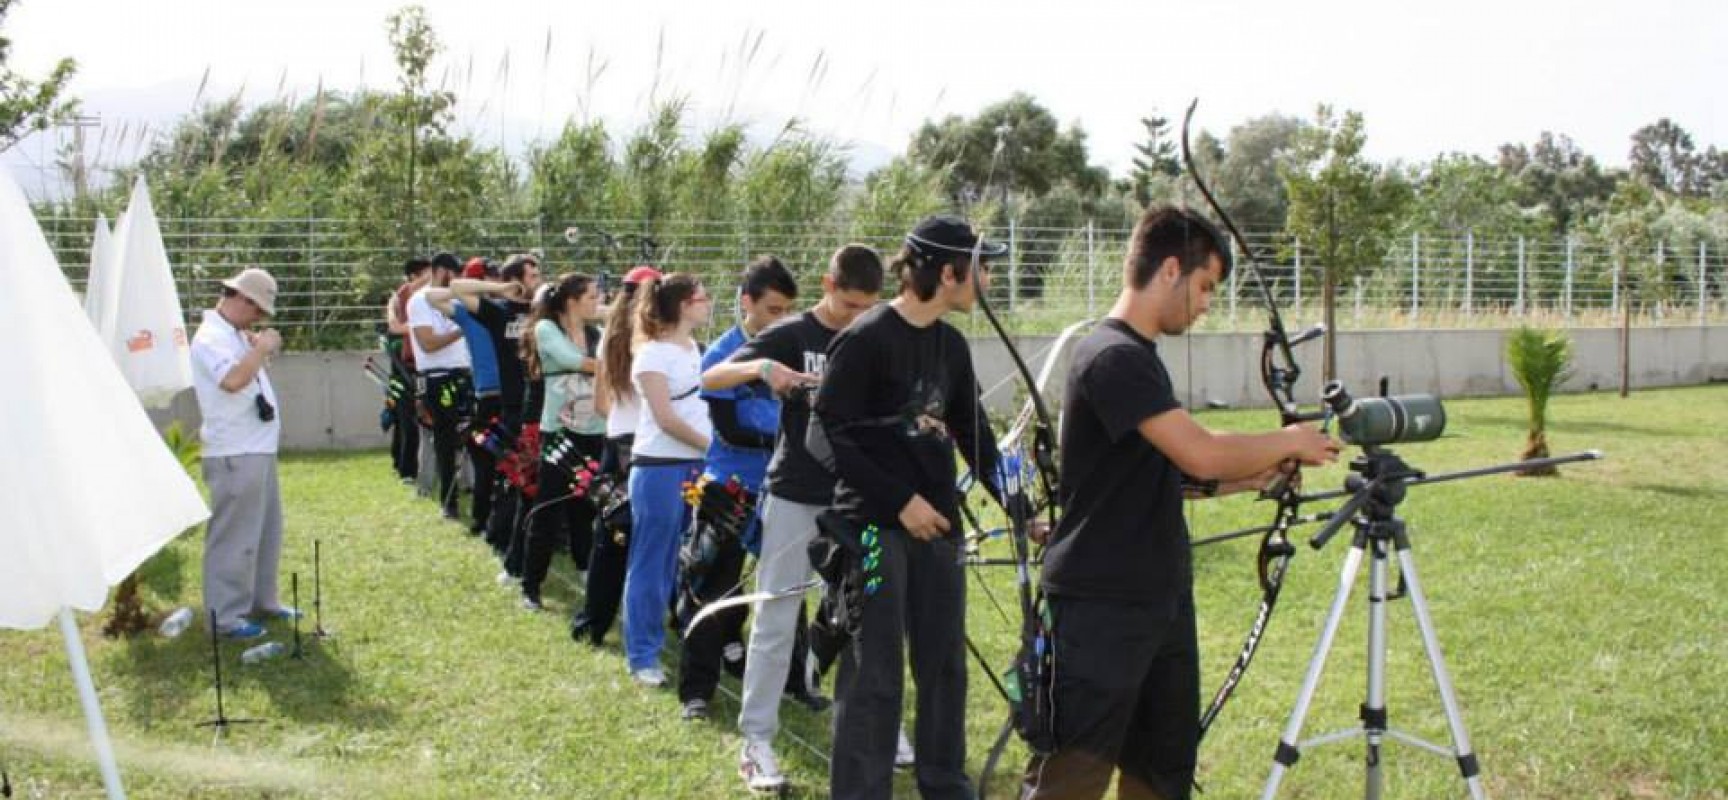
<box><xmin>158</xmin><ymin>607</ymin><xmax>194</xmax><ymax>638</ymax></box>
<box><xmin>240</xmin><ymin>641</ymin><xmax>286</xmax><ymax>664</ymax></box>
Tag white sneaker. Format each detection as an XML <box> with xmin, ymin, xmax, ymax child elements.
<box><xmin>895</xmin><ymin>728</ymin><xmax>916</xmax><ymax>770</ymax></box>
<box><xmin>495</xmin><ymin>570</ymin><xmax>518</xmax><ymax>587</ymax></box>
<box><xmin>631</xmin><ymin>667</ymin><xmax>667</xmax><ymax>688</ymax></box>
<box><xmin>739</xmin><ymin>738</ymin><xmax>787</xmax><ymax>794</ymax></box>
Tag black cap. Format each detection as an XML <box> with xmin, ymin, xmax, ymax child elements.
<box><xmin>905</xmin><ymin>215</ymin><xmax>1008</xmax><ymax>260</ymax></box>
<box><xmin>431</xmin><ymin>251</ymin><xmax>461</xmax><ymax>271</ymax></box>
<box><xmin>403</xmin><ymin>256</ymin><xmax>432</xmax><ymax>277</ymax></box>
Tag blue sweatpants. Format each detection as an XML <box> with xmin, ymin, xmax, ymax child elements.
<box><xmin>623</xmin><ymin>460</ymin><xmax>701</xmax><ymax>671</ymax></box>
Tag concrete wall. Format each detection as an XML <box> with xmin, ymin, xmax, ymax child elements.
<box><xmin>153</xmin><ymin>327</ymin><xmax>1728</xmax><ymax>450</ymax></box>
<box><xmin>971</xmin><ymin>325</ymin><xmax>1728</xmax><ymax>415</ymax></box>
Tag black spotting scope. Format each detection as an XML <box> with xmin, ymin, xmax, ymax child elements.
<box><xmin>1321</xmin><ymin>380</ymin><xmax>1446</xmax><ymax>447</ymax></box>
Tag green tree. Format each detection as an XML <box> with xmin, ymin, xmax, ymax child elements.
<box><xmin>1281</xmin><ymin>105</ymin><xmax>1409</xmax><ymax>378</ymax></box>
<box><xmin>908</xmin><ymin>93</ymin><xmax>1107</xmax><ymax>210</ymax></box>
<box><xmin>1628</xmin><ymin>118</ymin><xmax>1716</xmax><ymax>197</ymax></box>
<box><xmin>0</xmin><ymin>0</ymin><xmax>76</xmax><ymax>152</ymax></box>
<box><xmin>1506</xmin><ymin>326</ymin><xmax>1573</xmax><ymax>475</ymax></box>
<box><xmin>1123</xmin><ymin>112</ymin><xmax>1180</xmax><ymax>208</ymax></box>
<box><xmin>1213</xmin><ymin>113</ymin><xmax>1307</xmax><ymax>233</ymax></box>
<box><xmin>1496</xmin><ymin>131</ymin><xmax>1618</xmax><ymax>234</ymax></box>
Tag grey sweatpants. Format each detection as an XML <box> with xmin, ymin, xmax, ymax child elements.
<box><xmin>202</xmin><ymin>454</ymin><xmax>285</xmax><ymax>632</ymax></box>
<box><xmin>738</xmin><ymin>494</ymin><xmax>823</xmax><ymax>742</ymax></box>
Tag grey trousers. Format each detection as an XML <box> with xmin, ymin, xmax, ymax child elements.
<box><xmin>738</xmin><ymin>494</ymin><xmax>822</xmax><ymax>742</ymax></box>
<box><xmin>202</xmin><ymin>454</ymin><xmax>285</xmax><ymax>632</ymax></box>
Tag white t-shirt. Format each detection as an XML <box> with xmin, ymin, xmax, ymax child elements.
<box><xmin>607</xmin><ymin>390</ymin><xmax>642</xmax><ymax>438</ymax></box>
<box><xmin>406</xmin><ymin>287</ymin><xmax>471</xmax><ymax>372</ymax></box>
<box><xmin>630</xmin><ymin>339</ymin><xmax>711</xmax><ymax>460</ymax></box>
<box><xmin>190</xmin><ymin>309</ymin><xmax>281</xmax><ymax>457</ymax></box>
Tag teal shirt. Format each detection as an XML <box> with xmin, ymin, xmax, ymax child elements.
<box><xmin>537</xmin><ymin>319</ymin><xmax>604</xmax><ymax>435</ymax></box>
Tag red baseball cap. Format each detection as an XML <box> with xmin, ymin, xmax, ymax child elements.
<box><xmin>462</xmin><ymin>257</ymin><xmax>492</xmax><ymax>279</ymax></box>
<box><xmin>623</xmin><ymin>265</ymin><xmax>663</xmax><ymax>285</ymax></box>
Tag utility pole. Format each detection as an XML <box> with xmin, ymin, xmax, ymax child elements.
<box><xmin>58</xmin><ymin>114</ymin><xmax>101</xmax><ymax>203</ymax></box>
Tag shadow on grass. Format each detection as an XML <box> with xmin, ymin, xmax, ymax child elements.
<box><xmin>1627</xmin><ymin>482</ymin><xmax>1728</xmax><ymax>502</ymax></box>
<box><xmin>113</xmin><ymin>622</ymin><xmax>397</xmax><ymax>731</ymax></box>
<box><xmin>1464</xmin><ymin>410</ymin><xmax>1681</xmax><ymax>438</ymax></box>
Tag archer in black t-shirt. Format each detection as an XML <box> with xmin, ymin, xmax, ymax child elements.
<box><xmin>814</xmin><ymin>216</ymin><xmax>1015</xmax><ymax>800</ymax></box>
<box><xmin>1024</xmin><ymin>207</ymin><xmax>1339</xmax><ymax>800</ymax></box>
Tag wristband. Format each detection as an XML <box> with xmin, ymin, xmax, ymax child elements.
<box><xmin>759</xmin><ymin>361</ymin><xmax>774</xmax><ymax>382</ymax></box>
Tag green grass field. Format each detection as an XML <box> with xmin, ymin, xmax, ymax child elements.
<box><xmin>3</xmin><ymin>386</ymin><xmax>1726</xmax><ymax>799</ymax></box>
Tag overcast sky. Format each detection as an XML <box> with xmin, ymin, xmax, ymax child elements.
<box><xmin>6</xmin><ymin>0</ymin><xmax>1724</xmax><ymax>197</ymax></box>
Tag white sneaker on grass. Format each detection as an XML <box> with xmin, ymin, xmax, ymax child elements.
<box><xmin>631</xmin><ymin>667</ymin><xmax>666</xmax><ymax>688</ymax></box>
<box><xmin>739</xmin><ymin>738</ymin><xmax>787</xmax><ymax>794</ymax></box>
<box><xmin>895</xmin><ymin>728</ymin><xmax>916</xmax><ymax>770</ymax></box>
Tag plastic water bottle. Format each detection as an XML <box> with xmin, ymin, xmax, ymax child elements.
<box><xmin>240</xmin><ymin>641</ymin><xmax>286</xmax><ymax>664</ymax></box>
<box><xmin>158</xmin><ymin>607</ymin><xmax>194</xmax><ymax>638</ymax></box>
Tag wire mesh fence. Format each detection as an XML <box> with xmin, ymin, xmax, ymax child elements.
<box><xmin>39</xmin><ymin>215</ymin><xmax>1728</xmax><ymax>348</ymax></box>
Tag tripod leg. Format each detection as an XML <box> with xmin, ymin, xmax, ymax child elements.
<box><xmin>1395</xmin><ymin>545</ymin><xmax>1489</xmax><ymax>800</ymax></box>
<box><xmin>1363</xmin><ymin>536</ymin><xmax>1392</xmax><ymax>800</ymax></box>
<box><xmin>1261</xmin><ymin>536</ymin><xmax>1368</xmax><ymax>800</ymax></box>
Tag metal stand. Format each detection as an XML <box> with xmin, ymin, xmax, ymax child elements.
<box><xmin>1262</xmin><ymin>447</ymin><xmax>1501</xmax><ymax>799</ymax></box>
<box><xmin>312</xmin><ymin>539</ymin><xmax>331</xmax><ymax>638</ymax></box>
<box><xmin>194</xmin><ymin>608</ymin><xmax>263</xmax><ymax>736</ymax></box>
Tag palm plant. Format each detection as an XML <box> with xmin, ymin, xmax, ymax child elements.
<box><xmin>1506</xmin><ymin>326</ymin><xmax>1574</xmax><ymax>476</ymax></box>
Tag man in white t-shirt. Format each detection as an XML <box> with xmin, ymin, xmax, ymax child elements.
<box><xmin>190</xmin><ymin>267</ymin><xmax>296</xmax><ymax>640</ymax></box>
<box><xmin>408</xmin><ymin>252</ymin><xmax>473</xmax><ymax>520</ymax></box>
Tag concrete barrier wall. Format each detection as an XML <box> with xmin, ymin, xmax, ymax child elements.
<box><xmin>151</xmin><ymin>326</ymin><xmax>1728</xmax><ymax>450</ymax></box>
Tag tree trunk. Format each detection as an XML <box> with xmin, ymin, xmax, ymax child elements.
<box><xmin>1517</xmin><ymin>429</ymin><xmax>1559</xmax><ymax>477</ymax></box>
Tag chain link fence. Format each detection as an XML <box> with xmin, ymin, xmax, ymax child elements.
<box><xmin>39</xmin><ymin>215</ymin><xmax>1728</xmax><ymax>348</ymax></box>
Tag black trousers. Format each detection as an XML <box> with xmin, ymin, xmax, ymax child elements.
<box><xmin>522</xmin><ymin>431</ymin><xmax>604</xmax><ymax>601</ymax></box>
<box><xmin>389</xmin><ymin>354</ymin><xmax>419</xmax><ymax>480</ymax></box>
<box><xmin>1022</xmin><ymin>593</ymin><xmax>1199</xmax><ymax>800</ymax></box>
<box><xmin>831</xmin><ymin>529</ymin><xmax>971</xmax><ymax>800</ymax></box>
<box><xmin>468</xmin><ymin>395</ymin><xmax>502</xmax><ymax>533</ymax></box>
<box><xmin>420</xmin><ymin>369</ymin><xmax>473</xmax><ymax>518</ymax></box>
<box><xmin>573</xmin><ymin>434</ymin><xmax>632</xmax><ymax>642</ymax></box>
<box><xmin>677</xmin><ymin>526</ymin><xmax>749</xmax><ymax>702</ymax></box>
<box><xmin>484</xmin><ymin>407</ymin><xmax>525</xmax><ymax>559</ymax></box>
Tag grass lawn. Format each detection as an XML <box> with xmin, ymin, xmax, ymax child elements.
<box><xmin>2</xmin><ymin>385</ymin><xmax>1726</xmax><ymax>799</ymax></box>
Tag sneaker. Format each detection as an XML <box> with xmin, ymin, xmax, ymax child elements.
<box><xmin>219</xmin><ymin>621</ymin><xmax>267</xmax><ymax>640</ymax></box>
<box><xmin>739</xmin><ymin>739</ymin><xmax>787</xmax><ymax>794</ymax></box>
<box><xmin>520</xmin><ymin>595</ymin><xmax>544</xmax><ymax>612</ymax></box>
<box><xmin>253</xmin><ymin>606</ymin><xmax>302</xmax><ymax>621</ymax></box>
<box><xmin>631</xmin><ymin>667</ymin><xmax>666</xmax><ymax>688</ymax></box>
<box><xmin>895</xmin><ymin>728</ymin><xmax>915</xmax><ymax>770</ymax></box>
<box><xmin>681</xmin><ymin>698</ymin><xmax>710</xmax><ymax>721</ymax></box>
<box><xmin>495</xmin><ymin>570</ymin><xmax>519</xmax><ymax>587</ymax></box>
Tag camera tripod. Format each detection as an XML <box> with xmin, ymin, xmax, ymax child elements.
<box><xmin>1261</xmin><ymin>446</ymin><xmax>1600</xmax><ymax>800</ymax></box>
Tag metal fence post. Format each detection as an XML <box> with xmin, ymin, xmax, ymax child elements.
<box><xmin>1564</xmin><ymin>237</ymin><xmax>1576</xmax><ymax>318</ymax></box>
<box><xmin>308</xmin><ymin>216</ymin><xmax>320</xmax><ymax>339</ymax></box>
<box><xmin>1228</xmin><ymin>234</ymin><xmax>1238</xmax><ymax>323</ymax></box>
<box><xmin>1085</xmin><ymin>220</ymin><xmax>1096</xmax><ymax>318</ymax></box>
<box><xmin>1464</xmin><ymin>230</ymin><xmax>1474</xmax><ymax>315</ymax></box>
<box><xmin>1293</xmin><ymin>237</ymin><xmax>1303</xmax><ymax>310</ymax></box>
<box><xmin>1611</xmin><ymin>255</ymin><xmax>1621</xmax><ymax>315</ymax></box>
<box><xmin>1654</xmin><ymin>240</ymin><xmax>1665</xmax><ymax>321</ymax></box>
<box><xmin>1515</xmin><ymin>235</ymin><xmax>1526</xmax><ymax>316</ymax></box>
<box><xmin>1410</xmin><ymin>232</ymin><xmax>1421</xmax><ymax>323</ymax></box>
<box><xmin>1701</xmin><ymin>240</ymin><xmax>1710</xmax><ymax>325</ymax></box>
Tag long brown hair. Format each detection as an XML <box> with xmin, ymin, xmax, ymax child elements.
<box><xmin>520</xmin><ymin>273</ymin><xmax>594</xmax><ymax>379</ymax></box>
<box><xmin>602</xmin><ymin>283</ymin><xmax>641</xmax><ymax>398</ymax></box>
<box><xmin>634</xmin><ymin>273</ymin><xmax>702</xmax><ymax>341</ymax></box>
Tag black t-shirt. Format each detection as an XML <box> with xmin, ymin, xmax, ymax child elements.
<box><xmin>733</xmin><ymin>310</ymin><xmax>840</xmax><ymax>504</ymax></box>
<box><xmin>475</xmin><ymin>297</ymin><xmax>531</xmax><ymax>412</ymax></box>
<box><xmin>1039</xmin><ymin>318</ymin><xmax>1188</xmax><ymax>608</ymax></box>
<box><xmin>813</xmin><ymin>304</ymin><xmax>1000</xmax><ymax>532</ymax></box>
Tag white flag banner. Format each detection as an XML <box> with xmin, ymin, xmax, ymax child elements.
<box><xmin>82</xmin><ymin>213</ymin><xmax>119</xmax><ymax>337</ymax></box>
<box><xmin>109</xmin><ymin>177</ymin><xmax>192</xmax><ymax>408</ymax></box>
<box><xmin>0</xmin><ymin>168</ymin><xmax>210</xmax><ymax>631</ymax></box>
